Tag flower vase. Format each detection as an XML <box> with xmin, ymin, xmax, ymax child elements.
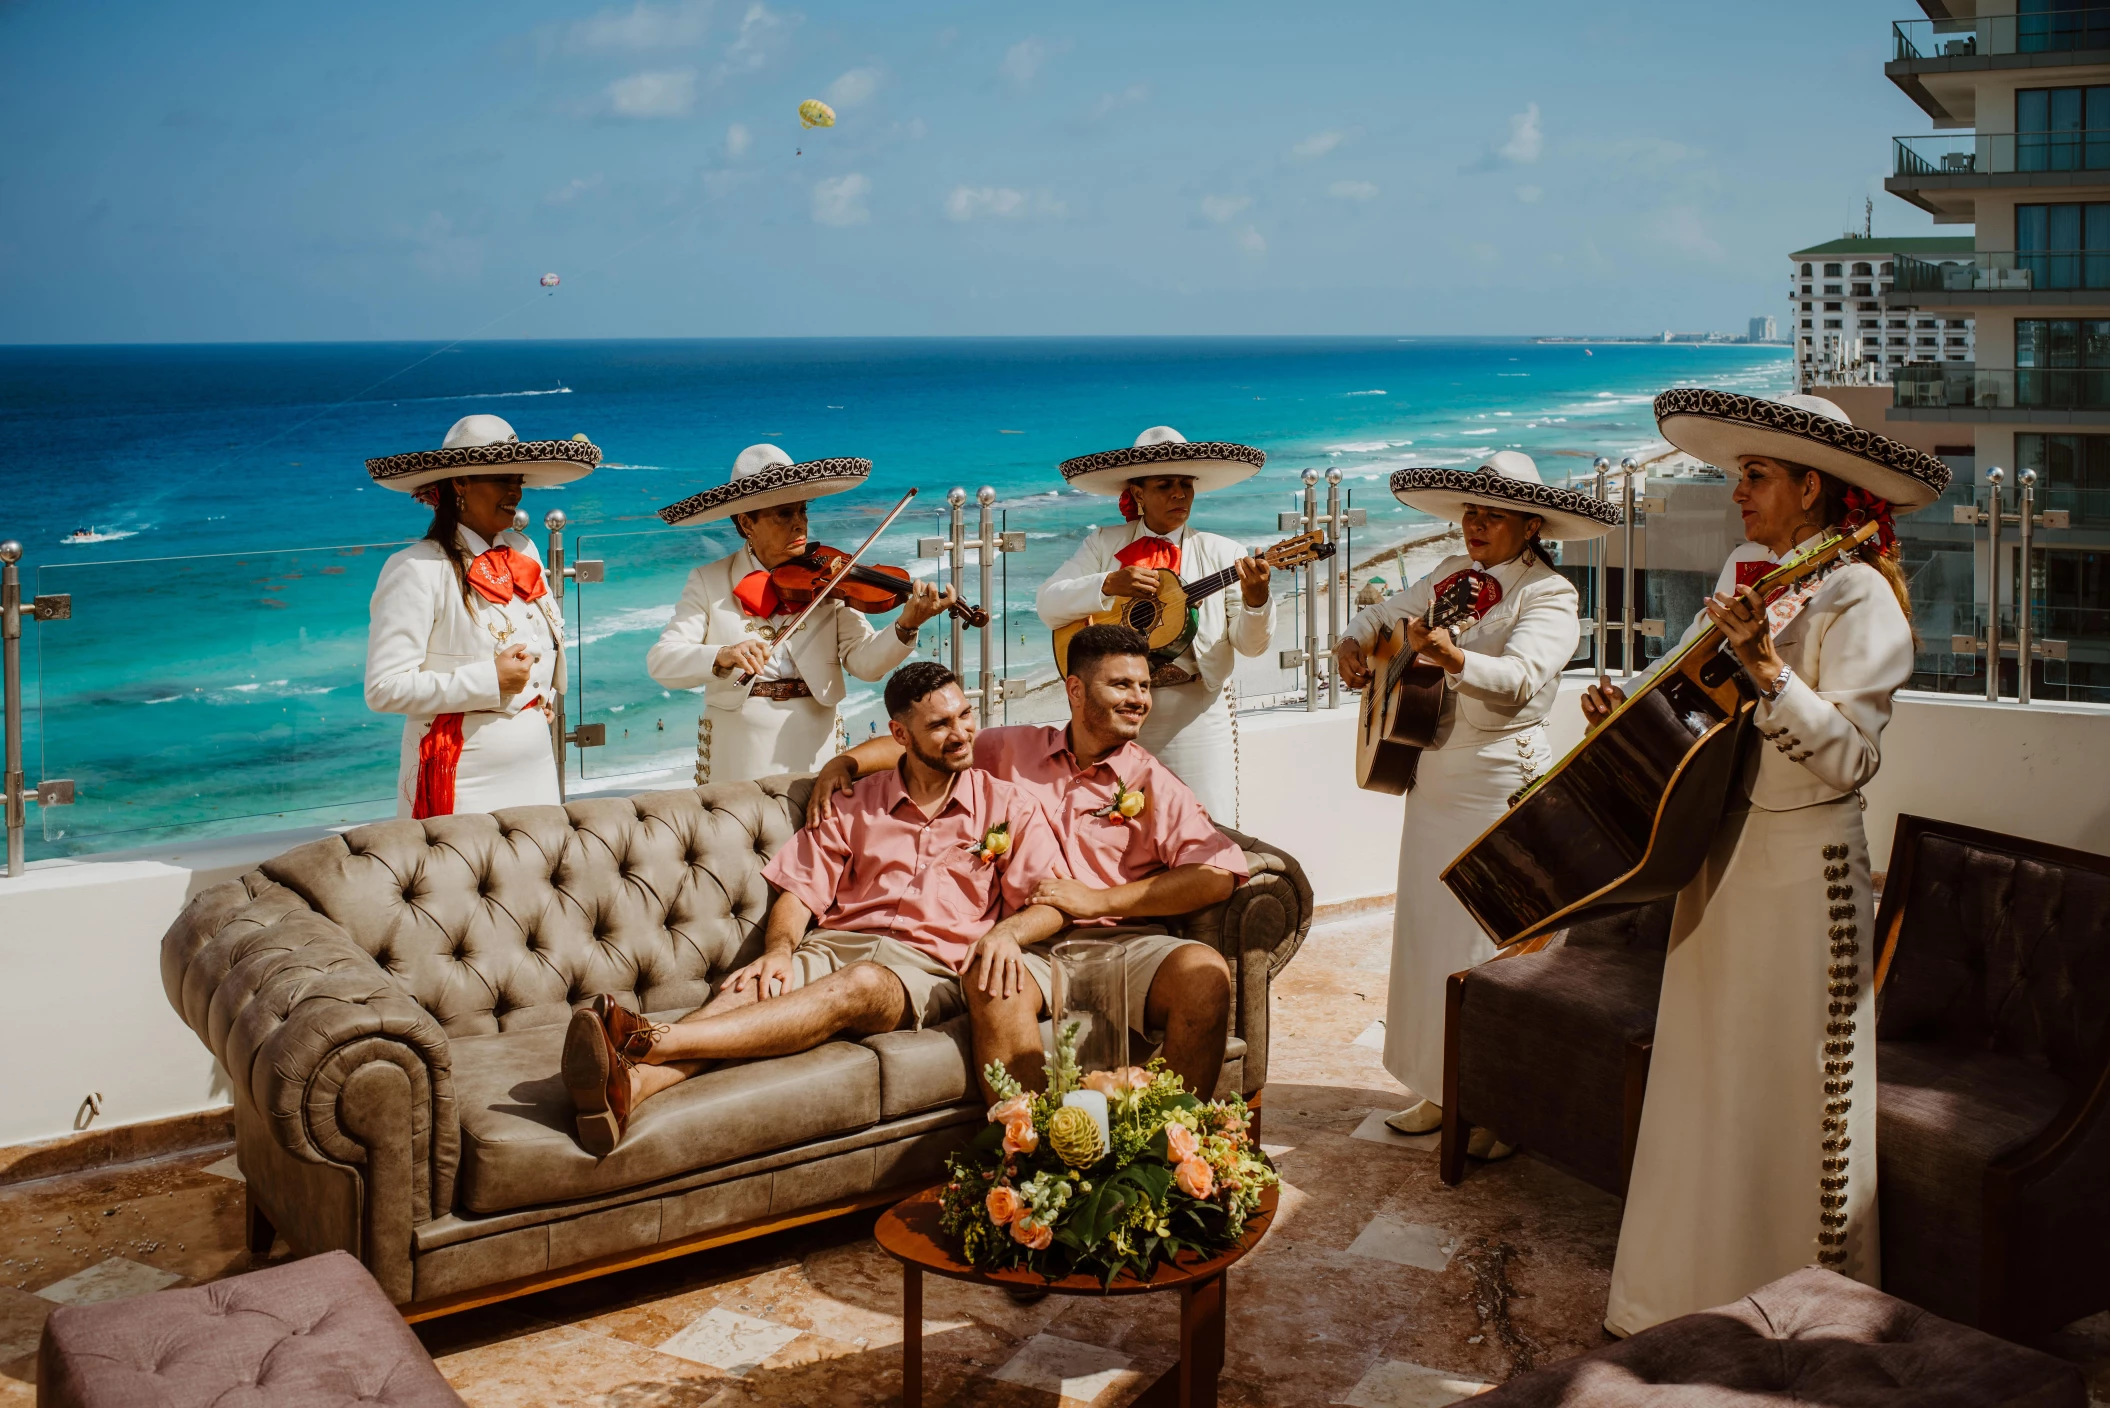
<box><xmin>1050</xmin><ymin>937</ymin><xmax>1129</xmax><ymax>1078</ymax></box>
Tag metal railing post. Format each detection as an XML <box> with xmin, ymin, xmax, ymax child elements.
<box><xmin>947</xmin><ymin>488</ymin><xmax>967</xmax><ymax>683</ymax></box>
<box><xmin>976</xmin><ymin>486</ymin><xmax>997</xmax><ymax>728</ymax></box>
<box><xmin>2017</xmin><ymin>470</ymin><xmax>2036</xmax><ymax>705</ymax></box>
<box><xmin>1986</xmin><ymin>468</ymin><xmax>2005</xmax><ymax>702</ymax></box>
<box><xmin>1592</xmin><ymin>458</ymin><xmax>1611</xmax><ymax>675</ymax></box>
<box><xmin>1301</xmin><ymin>470</ymin><xmax>1321</xmax><ymax>712</ymax></box>
<box><xmin>1619</xmin><ymin>456</ymin><xmax>1640</xmax><ymax>680</ymax></box>
<box><xmin>2</xmin><ymin>543</ymin><xmax>23</xmax><ymax>878</ymax></box>
<box><xmin>542</xmin><ymin>508</ymin><xmax>605</xmax><ymax>798</ymax></box>
<box><xmin>1324</xmin><ymin>469</ymin><xmax>1343</xmax><ymax>710</ymax></box>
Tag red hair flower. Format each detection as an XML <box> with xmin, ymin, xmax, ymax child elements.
<box><xmin>1840</xmin><ymin>486</ymin><xmax>1897</xmax><ymax>554</ymax></box>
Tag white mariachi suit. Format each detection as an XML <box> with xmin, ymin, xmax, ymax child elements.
<box><xmin>365</xmin><ymin>527</ymin><xmax>563</xmax><ymax>819</ymax></box>
<box><xmin>646</xmin><ymin>545</ymin><xmax>915</xmax><ymax>784</ymax></box>
<box><xmin>1606</xmin><ymin>552</ymin><xmax>1912</xmax><ymax>1333</ymax></box>
<box><xmin>1342</xmin><ymin>552</ymin><xmax>1581</xmax><ymax>1105</ymax></box>
<box><xmin>1035</xmin><ymin>520</ymin><xmax>1275</xmax><ymax>821</ymax></box>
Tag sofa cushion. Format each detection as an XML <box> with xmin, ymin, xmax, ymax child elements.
<box><xmin>37</xmin><ymin>1249</ymin><xmax>465</xmax><ymax>1408</ymax></box>
<box><xmin>450</xmin><ymin>1017</ymin><xmax>881</xmax><ymax>1215</ymax></box>
<box><xmin>1474</xmin><ymin>1265</ymin><xmax>2085</xmax><ymax>1406</ymax></box>
<box><xmin>1877</xmin><ymin>1039</ymin><xmax>2069</xmax><ymax>1325</ymax></box>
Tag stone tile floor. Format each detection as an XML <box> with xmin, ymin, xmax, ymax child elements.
<box><xmin>5</xmin><ymin>910</ymin><xmax>2110</xmax><ymax>1405</ymax></box>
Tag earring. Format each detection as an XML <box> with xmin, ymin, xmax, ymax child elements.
<box><xmin>451</xmin><ymin>485</ymin><xmax>467</xmax><ymax>511</ymax></box>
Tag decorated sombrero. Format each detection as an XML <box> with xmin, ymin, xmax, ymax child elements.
<box><xmin>1654</xmin><ymin>389</ymin><xmax>1951</xmax><ymax>511</ymax></box>
<box><xmin>1389</xmin><ymin>451</ymin><xmax>1618</xmax><ymax>542</ymax></box>
<box><xmin>365</xmin><ymin>414</ymin><xmax>599</xmax><ymax>494</ymax></box>
<box><xmin>657</xmin><ymin>443</ymin><xmax>871</xmax><ymax>527</ymax></box>
<box><xmin>1058</xmin><ymin>426</ymin><xmax>1266</xmax><ymax>496</ymax></box>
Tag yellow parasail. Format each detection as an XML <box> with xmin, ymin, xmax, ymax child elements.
<box><xmin>797</xmin><ymin>99</ymin><xmax>836</xmax><ymax>130</ymax></box>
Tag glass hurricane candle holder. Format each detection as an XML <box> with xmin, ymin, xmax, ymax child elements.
<box><xmin>1050</xmin><ymin>937</ymin><xmax>1129</xmax><ymax>1075</ymax></box>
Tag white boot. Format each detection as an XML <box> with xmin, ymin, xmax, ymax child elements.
<box><xmin>1385</xmin><ymin>1098</ymin><xmax>1443</xmax><ymax>1135</ymax></box>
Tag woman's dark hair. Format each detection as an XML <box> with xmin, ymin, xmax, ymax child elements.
<box><xmin>1521</xmin><ymin>527</ymin><xmax>1556</xmax><ymax>569</ymax></box>
<box><xmin>422</xmin><ymin>479</ymin><xmax>477</xmax><ymax>608</ymax></box>
<box><xmin>1797</xmin><ymin>464</ymin><xmax>1914</xmax><ymax>624</ymax></box>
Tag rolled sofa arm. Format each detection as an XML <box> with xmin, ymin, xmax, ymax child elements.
<box><xmin>1175</xmin><ymin>828</ymin><xmax>1314</xmax><ymax>1095</ymax></box>
<box><xmin>162</xmin><ymin>872</ymin><xmax>456</xmax><ymax>1301</ymax></box>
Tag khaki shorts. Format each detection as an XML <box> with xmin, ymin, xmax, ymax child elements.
<box><xmin>788</xmin><ymin>926</ymin><xmax>1202</xmax><ymax>1040</ymax></box>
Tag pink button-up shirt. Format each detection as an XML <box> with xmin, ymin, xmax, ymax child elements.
<box><xmin>763</xmin><ymin>765</ymin><xmax>1066</xmax><ymax>972</ymax></box>
<box><xmin>971</xmin><ymin>726</ymin><xmax>1248</xmax><ymax>923</ymax></box>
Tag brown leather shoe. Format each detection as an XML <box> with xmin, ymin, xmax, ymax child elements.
<box><xmin>598</xmin><ymin>993</ymin><xmax>659</xmax><ymax>1065</ymax></box>
<box><xmin>563</xmin><ymin>999</ymin><xmax>634</xmax><ymax>1157</ymax></box>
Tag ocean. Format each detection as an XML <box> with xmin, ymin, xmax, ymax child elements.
<box><xmin>0</xmin><ymin>337</ymin><xmax>1791</xmax><ymax>859</ymax></box>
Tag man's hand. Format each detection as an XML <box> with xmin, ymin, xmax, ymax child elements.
<box><xmin>805</xmin><ymin>754</ymin><xmax>859</xmax><ymax>827</ymax></box>
<box><xmin>1335</xmin><ymin>636</ymin><xmax>1372</xmax><ymax>690</ymax></box>
<box><xmin>714</xmin><ymin>641</ymin><xmax>771</xmax><ymax>678</ymax></box>
<box><xmin>1581</xmin><ymin>681</ymin><xmax>1627</xmax><ymax>730</ymax></box>
<box><xmin>1102</xmin><ymin>565</ymin><xmax>1161</xmax><ymax>600</ymax></box>
<box><xmin>727</xmin><ymin>947</ymin><xmax>796</xmax><ymax>1000</ymax></box>
<box><xmin>1419</xmin><ymin>625</ymin><xmax>1467</xmax><ymax>674</ymax></box>
<box><xmin>896</xmin><ymin>581</ymin><xmax>957</xmax><ymax>632</ymax></box>
<box><xmin>1233</xmin><ymin>554</ymin><xmax>1271</xmax><ymax>608</ymax></box>
<box><xmin>967</xmin><ymin>931</ymin><xmax>1029</xmax><ymax>1000</ymax></box>
<box><xmin>1029</xmin><ymin>876</ymin><xmax>1108</xmax><ymax>921</ymax></box>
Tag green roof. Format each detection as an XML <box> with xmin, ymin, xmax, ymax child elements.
<box><xmin>1790</xmin><ymin>235</ymin><xmax>1977</xmax><ymax>258</ymax></box>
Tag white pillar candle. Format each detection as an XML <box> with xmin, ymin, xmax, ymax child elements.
<box><xmin>1061</xmin><ymin>1089</ymin><xmax>1111</xmax><ymax>1152</ymax></box>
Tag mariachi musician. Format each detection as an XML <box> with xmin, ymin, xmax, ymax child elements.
<box><xmin>1590</xmin><ymin>392</ymin><xmax>1944</xmax><ymax>1335</ymax></box>
<box><xmin>1334</xmin><ymin>453</ymin><xmax>1613</xmax><ymax>1148</ymax></box>
<box><xmin>647</xmin><ymin>444</ymin><xmax>956</xmax><ymax>784</ymax></box>
<box><xmin>1035</xmin><ymin>427</ymin><xmax>1274</xmax><ymax>819</ymax></box>
<box><xmin>363</xmin><ymin>414</ymin><xmax>598</xmax><ymax>818</ymax></box>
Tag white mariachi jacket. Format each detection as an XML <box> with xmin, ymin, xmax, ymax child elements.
<box><xmin>1344</xmin><ymin>552</ymin><xmax>1580</xmax><ymax>747</ymax></box>
<box><xmin>1035</xmin><ymin>521</ymin><xmax>1274</xmax><ymax>693</ymax></box>
<box><xmin>1647</xmin><ymin>548</ymin><xmax>1913</xmax><ymax>813</ymax></box>
<box><xmin>645</xmin><ymin>546</ymin><xmax>914</xmax><ymax>708</ymax></box>
<box><xmin>364</xmin><ymin>527</ymin><xmax>562</xmax><ymax>817</ymax></box>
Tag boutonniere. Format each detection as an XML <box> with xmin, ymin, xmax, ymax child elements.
<box><xmin>966</xmin><ymin>822</ymin><xmax>1011</xmax><ymax>863</ymax></box>
<box><xmin>1091</xmin><ymin>779</ymin><xmax>1147</xmax><ymax>824</ymax></box>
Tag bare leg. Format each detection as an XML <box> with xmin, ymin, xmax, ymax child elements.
<box><xmin>1145</xmin><ymin>944</ymin><xmax>1233</xmax><ymax>1098</ymax></box>
<box><xmin>629</xmin><ymin>962</ymin><xmax>908</xmax><ymax>1104</ymax></box>
<box><xmin>963</xmin><ymin>969</ymin><xmax>1048</xmax><ymax>1102</ymax></box>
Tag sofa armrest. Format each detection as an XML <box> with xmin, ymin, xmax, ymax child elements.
<box><xmin>162</xmin><ymin>875</ymin><xmax>458</xmax><ymax>1245</ymax></box>
<box><xmin>1169</xmin><ymin>829</ymin><xmax>1313</xmax><ymax>1095</ymax></box>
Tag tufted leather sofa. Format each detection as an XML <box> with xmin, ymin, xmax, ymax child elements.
<box><xmin>160</xmin><ymin>777</ymin><xmax>1311</xmax><ymax>1314</ymax></box>
<box><xmin>1873</xmin><ymin>813</ymin><xmax>2110</xmax><ymax>1338</ymax></box>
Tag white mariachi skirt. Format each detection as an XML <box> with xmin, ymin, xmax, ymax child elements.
<box><xmin>393</xmin><ymin>707</ymin><xmax>559</xmax><ymax>819</ymax></box>
<box><xmin>700</xmin><ymin>693</ymin><xmax>838</xmax><ymax>786</ymax></box>
<box><xmin>1138</xmin><ymin>680</ymin><xmax>1236</xmax><ymax>823</ymax></box>
<box><xmin>1382</xmin><ymin>724</ymin><xmax>1545</xmax><ymax>1103</ymax></box>
<box><xmin>1606</xmin><ymin>794</ymin><xmax>1878</xmax><ymax>1335</ymax></box>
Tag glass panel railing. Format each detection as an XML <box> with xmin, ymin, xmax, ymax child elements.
<box><xmin>1895</xmin><ymin>131</ymin><xmax>2110</xmax><ymax>178</ymax></box>
<box><xmin>1894</xmin><ymin>250</ymin><xmax>2110</xmax><ymax>294</ymax></box>
<box><xmin>1895</xmin><ymin>366</ymin><xmax>2110</xmax><ymax>412</ymax></box>
<box><xmin>1895</xmin><ymin>11</ymin><xmax>2110</xmax><ymax>62</ymax></box>
<box><xmin>30</xmin><ymin>542</ymin><xmax>410</xmax><ymax>858</ymax></box>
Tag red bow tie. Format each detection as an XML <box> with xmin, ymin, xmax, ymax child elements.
<box><xmin>1115</xmin><ymin>535</ymin><xmax>1181</xmax><ymax>573</ymax></box>
<box><xmin>465</xmin><ymin>547</ymin><xmax>547</xmax><ymax>606</ymax></box>
<box><xmin>734</xmin><ymin>569</ymin><xmax>785</xmax><ymax>618</ymax></box>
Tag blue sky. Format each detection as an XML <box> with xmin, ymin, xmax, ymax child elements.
<box><xmin>0</xmin><ymin>0</ymin><xmax>1940</xmax><ymax>343</ymax></box>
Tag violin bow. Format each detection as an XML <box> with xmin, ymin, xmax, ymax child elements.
<box><xmin>735</xmin><ymin>487</ymin><xmax>920</xmax><ymax>685</ymax></box>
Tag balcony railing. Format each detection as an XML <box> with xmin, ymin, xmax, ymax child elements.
<box><xmin>1892</xmin><ymin>249</ymin><xmax>2110</xmax><ymax>293</ymax></box>
<box><xmin>1893</xmin><ymin>131</ymin><xmax>2110</xmax><ymax>178</ymax></box>
<box><xmin>1894</xmin><ymin>10</ymin><xmax>2110</xmax><ymax>62</ymax></box>
<box><xmin>1892</xmin><ymin>363</ymin><xmax>2110</xmax><ymax>411</ymax></box>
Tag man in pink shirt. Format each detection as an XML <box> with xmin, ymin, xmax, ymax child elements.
<box><xmin>809</xmin><ymin>624</ymin><xmax>1242</xmax><ymax>1098</ymax></box>
<box><xmin>562</xmin><ymin>663</ymin><xmax>1067</xmax><ymax>1155</ymax></box>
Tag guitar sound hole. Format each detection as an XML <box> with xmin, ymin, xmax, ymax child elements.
<box><xmin>1130</xmin><ymin>602</ymin><xmax>1161</xmax><ymax>632</ymax></box>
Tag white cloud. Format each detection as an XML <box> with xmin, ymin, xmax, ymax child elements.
<box><xmin>1648</xmin><ymin>205</ymin><xmax>1725</xmax><ymax>261</ymax></box>
<box><xmin>1087</xmin><ymin>83</ymin><xmax>1150</xmax><ymax>120</ymax></box>
<box><xmin>1292</xmin><ymin>130</ymin><xmax>1345</xmax><ymax>160</ymax></box>
<box><xmin>1515</xmin><ymin>184</ymin><xmax>1542</xmax><ymax>203</ymax></box>
<box><xmin>1327</xmin><ymin>180</ymin><xmax>1378</xmax><ymax>201</ymax></box>
<box><xmin>608</xmin><ymin>69</ymin><xmax>697</xmax><ymax>118</ymax></box>
<box><xmin>566</xmin><ymin>0</ymin><xmax>712</xmax><ymax>51</ymax></box>
<box><xmin>725</xmin><ymin>122</ymin><xmax>751</xmax><ymax>158</ymax></box>
<box><xmin>812</xmin><ymin>173</ymin><xmax>871</xmax><ymax>226</ymax></box>
<box><xmin>1237</xmin><ymin>226</ymin><xmax>1267</xmax><ymax>255</ymax></box>
<box><xmin>545</xmin><ymin>174</ymin><xmax>604</xmax><ymax>205</ymax></box>
<box><xmin>721</xmin><ymin>3</ymin><xmax>786</xmax><ymax>72</ymax></box>
<box><xmin>945</xmin><ymin>186</ymin><xmax>1065</xmax><ymax>221</ymax></box>
<box><xmin>1499</xmin><ymin>103</ymin><xmax>1543</xmax><ymax>163</ymax></box>
<box><xmin>1200</xmin><ymin>194</ymin><xmax>1252</xmax><ymax>224</ymax></box>
<box><xmin>1002</xmin><ymin>37</ymin><xmax>1049</xmax><ymax>88</ymax></box>
<box><xmin>828</xmin><ymin>67</ymin><xmax>881</xmax><ymax>109</ymax></box>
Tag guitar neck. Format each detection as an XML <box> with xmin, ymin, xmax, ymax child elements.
<box><xmin>1176</xmin><ymin>563</ymin><xmax>1244</xmax><ymax>604</ymax></box>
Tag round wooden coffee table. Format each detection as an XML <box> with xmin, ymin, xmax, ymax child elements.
<box><xmin>874</xmin><ymin>1181</ymin><xmax>1278</xmax><ymax>1408</ymax></box>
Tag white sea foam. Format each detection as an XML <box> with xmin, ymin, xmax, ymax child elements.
<box><xmin>397</xmin><ymin>386</ymin><xmax>572</xmax><ymax>404</ymax></box>
<box><xmin>58</xmin><ymin>527</ymin><xmax>140</xmax><ymax>545</ymax></box>
<box><xmin>1344</xmin><ymin>389</ymin><xmax>1387</xmax><ymax>397</ymax></box>
<box><xmin>570</xmin><ymin>604</ymin><xmax>676</xmax><ymax>648</ymax></box>
<box><xmin>1325</xmin><ymin>440</ymin><xmax>1412</xmax><ymax>454</ymax></box>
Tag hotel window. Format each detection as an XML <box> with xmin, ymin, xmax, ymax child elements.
<box><xmin>1917</xmin><ymin>319</ymin><xmax>1936</xmax><ymax>328</ymax></box>
<box><xmin>1918</xmin><ymin>337</ymin><xmax>1938</xmax><ymax>346</ymax></box>
<box><xmin>1858</xmin><ymin>302</ymin><xmax>1879</xmax><ymax>311</ymax></box>
<box><xmin>1860</xmin><ymin>320</ymin><xmax>1880</xmax><ymax>328</ymax></box>
<box><xmin>1947</xmin><ymin>319</ymin><xmax>1970</xmax><ymax>329</ymax></box>
<box><xmin>2016</xmin><ymin>435</ymin><xmax>2110</xmax><ymax>526</ymax></box>
<box><xmin>1825</xmin><ymin>302</ymin><xmax>1843</xmax><ymax>312</ymax></box>
<box><xmin>1801</xmin><ymin>284</ymin><xmax>1813</xmax><ymax>295</ymax></box>
<box><xmin>2016</xmin><ymin>202</ymin><xmax>2110</xmax><ymax>287</ymax></box>
<box><xmin>1802</xmin><ymin>303</ymin><xmax>1813</xmax><ymax>312</ymax></box>
<box><xmin>1880</xmin><ymin>262</ymin><xmax>1894</xmax><ymax>275</ymax></box>
<box><xmin>1825</xmin><ymin>319</ymin><xmax>1844</xmax><ymax>329</ymax></box>
<box><xmin>1802</xmin><ymin>319</ymin><xmax>1814</xmax><ymax>329</ymax></box>
<box><xmin>2017</xmin><ymin>86</ymin><xmax>2110</xmax><ymax>171</ymax></box>
<box><xmin>1824</xmin><ymin>284</ymin><xmax>1843</xmax><ymax>295</ymax></box>
<box><xmin>1824</xmin><ymin>263</ymin><xmax>1843</xmax><ymax>276</ymax></box>
<box><xmin>2021</xmin><ymin>3</ymin><xmax>2110</xmax><ymax>53</ymax></box>
<box><xmin>1853</xmin><ymin>284</ymin><xmax>1873</xmax><ymax>296</ymax></box>
<box><xmin>1801</xmin><ymin>263</ymin><xmax>1813</xmax><ymax>277</ymax></box>
<box><xmin>2016</xmin><ymin>319</ymin><xmax>2110</xmax><ymax>408</ymax></box>
<box><xmin>1852</xmin><ymin>262</ymin><xmax>1872</xmax><ymax>276</ymax></box>
<box><xmin>1888</xmin><ymin>319</ymin><xmax>1908</xmax><ymax>329</ymax></box>
<box><xmin>1889</xmin><ymin>337</ymin><xmax>1908</xmax><ymax>346</ymax></box>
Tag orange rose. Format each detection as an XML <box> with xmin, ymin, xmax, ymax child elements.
<box><xmin>1165</xmin><ymin>1122</ymin><xmax>1200</xmax><ymax>1163</ymax></box>
<box><xmin>1175</xmin><ymin>1157</ymin><xmax>1215</xmax><ymax>1200</ymax></box>
<box><xmin>1121</xmin><ymin>1066</ymin><xmax>1153</xmax><ymax>1091</ymax></box>
<box><xmin>1002</xmin><ymin>1114</ymin><xmax>1039</xmax><ymax>1156</ymax></box>
<box><xmin>1012</xmin><ymin>1217</ymin><xmax>1054</xmax><ymax>1250</ymax></box>
<box><xmin>989</xmin><ymin>1094</ymin><xmax>1031</xmax><ymax>1125</ymax></box>
<box><xmin>985</xmin><ymin>1185</ymin><xmax>1023</xmax><ymax>1225</ymax></box>
<box><xmin>1082</xmin><ymin>1070</ymin><xmax>1121</xmax><ymax>1097</ymax></box>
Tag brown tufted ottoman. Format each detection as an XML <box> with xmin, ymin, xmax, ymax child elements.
<box><xmin>36</xmin><ymin>1250</ymin><xmax>464</xmax><ymax>1408</ymax></box>
<box><xmin>1474</xmin><ymin>1267</ymin><xmax>2084</xmax><ymax>1406</ymax></box>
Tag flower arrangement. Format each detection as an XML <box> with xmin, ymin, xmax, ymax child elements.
<box><xmin>967</xmin><ymin>822</ymin><xmax>1011</xmax><ymax>863</ymax></box>
<box><xmin>1090</xmin><ymin>779</ymin><xmax>1148</xmax><ymax>824</ymax></box>
<box><xmin>937</xmin><ymin>1022</ymin><xmax>1277</xmax><ymax>1284</ymax></box>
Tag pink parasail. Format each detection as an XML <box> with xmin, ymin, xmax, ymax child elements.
<box><xmin>539</xmin><ymin>272</ymin><xmax>561</xmax><ymax>288</ymax></box>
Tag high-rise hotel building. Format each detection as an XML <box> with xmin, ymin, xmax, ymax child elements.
<box><xmin>1789</xmin><ymin>236</ymin><xmax>1976</xmax><ymax>385</ymax></box>
<box><xmin>1881</xmin><ymin>3</ymin><xmax>2110</xmax><ymax>699</ymax></box>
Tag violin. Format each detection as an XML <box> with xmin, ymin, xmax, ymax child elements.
<box><xmin>770</xmin><ymin>545</ymin><xmax>990</xmax><ymax>628</ymax></box>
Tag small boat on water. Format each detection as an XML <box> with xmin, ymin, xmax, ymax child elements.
<box><xmin>60</xmin><ymin>526</ymin><xmax>125</xmax><ymax>544</ymax></box>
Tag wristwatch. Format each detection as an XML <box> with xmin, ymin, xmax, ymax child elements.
<box><xmin>895</xmin><ymin>621</ymin><xmax>919</xmax><ymax>646</ymax></box>
<box><xmin>1758</xmin><ymin>663</ymin><xmax>1794</xmax><ymax>703</ymax></box>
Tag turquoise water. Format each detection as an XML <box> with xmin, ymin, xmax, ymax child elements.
<box><xmin>0</xmin><ymin>337</ymin><xmax>1790</xmax><ymax>856</ymax></box>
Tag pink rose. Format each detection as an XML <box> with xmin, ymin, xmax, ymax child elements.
<box><xmin>1121</xmin><ymin>1066</ymin><xmax>1153</xmax><ymax>1091</ymax></box>
<box><xmin>985</xmin><ymin>1185</ymin><xmax>1023</xmax><ymax>1225</ymax></box>
<box><xmin>1165</xmin><ymin>1123</ymin><xmax>1200</xmax><ymax>1163</ymax></box>
<box><xmin>1082</xmin><ymin>1070</ymin><xmax>1121</xmax><ymax>1097</ymax></box>
<box><xmin>1012</xmin><ymin>1217</ymin><xmax>1054</xmax><ymax>1250</ymax></box>
<box><xmin>1175</xmin><ymin>1157</ymin><xmax>1215</xmax><ymax>1200</ymax></box>
<box><xmin>1002</xmin><ymin>1114</ymin><xmax>1039</xmax><ymax>1156</ymax></box>
<box><xmin>989</xmin><ymin>1094</ymin><xmax>1031</xmax><ymax>1125</ymax></box>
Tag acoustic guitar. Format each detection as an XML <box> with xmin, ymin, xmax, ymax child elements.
<box><xmin>1440</xmin><ymin>522</ymin><xmax>1881</xmax><ymax>950</ymax></box>
<box><xmin>1354</xmin><ymin>568</ymin><xmax>1504</xmax><ymax>794</ymax></box>
<box><xmin>1050</xmin><ymin>532</ymin><xmax>1333</xmax><ymax>676</ymax></box>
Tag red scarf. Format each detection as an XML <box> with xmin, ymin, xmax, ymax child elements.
<box><xmin>733</xmin><ymin>569</ymin><xmax>784</xmax><ymax>618</ymax></box>
<box><xmin>413</xmin><ymin>544</ymin><xmax>549</xmax><ymax>821</ymax></box>
<box><xmin>466</xmin><ymin>546</ymin><xmax>548</xmax><ymax>605</ymax></box>
<box><xmin>1114</xmin><ymin>534</ymin><xmax>1181</xmax><ymax>573</ymax></box>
